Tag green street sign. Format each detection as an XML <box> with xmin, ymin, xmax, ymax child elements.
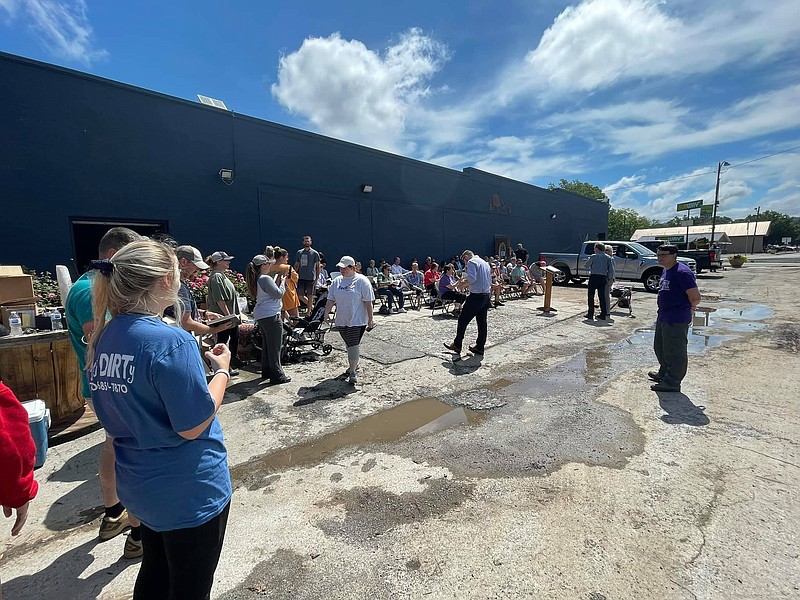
<box><xmin>700</xmin><ymin>204</ymin><xmax>713</xmax><ymax>217</ymax></box>
<box><xmin>677</xmin><ymin>199</ymin><xmax>703</xmax><ymax>211</ymax></box>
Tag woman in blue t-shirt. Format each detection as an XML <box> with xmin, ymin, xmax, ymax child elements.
<box><xmin>86</xmin><ymin>240</ymin><xmax>232</xmax><ymax>600</ymax></box>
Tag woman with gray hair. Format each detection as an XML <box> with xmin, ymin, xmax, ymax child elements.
<box><xmin>86</xmin><ymin>239</ymin><xmax>232</xmax><ymax>600</ymax></box>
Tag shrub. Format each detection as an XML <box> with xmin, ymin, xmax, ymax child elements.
<box><xmin>23</xmin><ymin>269</ymin><xmax>61</xmax><ymax>307</ymax></box>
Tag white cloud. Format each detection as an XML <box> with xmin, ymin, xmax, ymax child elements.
<box><xmin>1</xmin><ymin>0</ymin><xmax>107</xmax><ymax>66</ymax></box>
<box><xmin>599</xmin><ymin>146</ymin><xmax>800</xmax><ymax>220</ymax></box>
<box><xmin>544</xmin><ymin>84</ymin><xmax>800</xmax><ymax>161</ymax></box>
<box><xmin>271</xmin><ymin>28</ymin><xmax>449</xmax><ymax>154</ymax></box>
<box><xmin>0</xmin><ymin>0</ymin><xmax>19</xmax><ymax>19</ymax></box>
<box><xmin>512</xmin><ymin>0</ymin><xmax>800</xmax><ymax>101</ymax></box>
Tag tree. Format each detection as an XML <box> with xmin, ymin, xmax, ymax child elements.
<box><xmin>608</xmin><ymin>208</ymin><xmax>651</xmax><ymax>240</ymax></box>
<box><xmin>651</xmin><ymin>216</ymin><xmax>684</xmax><ymax>228</ymax></box>
<box><xmin>548</xmin><ymin>179</ymin><xmax>607</xmax><ymax>201</ymax></box>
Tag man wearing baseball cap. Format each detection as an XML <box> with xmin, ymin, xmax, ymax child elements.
<box><xmin>172</xmin><ymin>245</ymin><xmax>235</xmax><ymax>338</ymax></box>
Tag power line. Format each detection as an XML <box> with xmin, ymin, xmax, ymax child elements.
<box><xmin>604</xmin><ymin>144</ymin><xmax>800</xmax><ymax>193</ymax></box>
<box><xmin>729</xmin><ymin>144</ymin><xmax>800</xmax><ymax>168</ymax></box>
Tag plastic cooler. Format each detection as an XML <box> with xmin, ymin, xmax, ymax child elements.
<box><xmin>21</xmin><ymin>399</ymin><xmax>51</xmax><ymax>469</ymax></box>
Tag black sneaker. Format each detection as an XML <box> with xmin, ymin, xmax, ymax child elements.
<box><xmin>468</xmin><ymin>345</ymin><xmax>484</xmax><ymax>356</ymax></box>
<box><xmin>270</xmin><ymin>376</ymin><xmax>292</xmax><ymax>385</ymax></box>
<box><xmin>647</xmin><ymin>371</ymin><xmax>663</xmax><ymax>382</ymax></box>
<box><xmin>584</xmin><ymin>313</ymin><xmax>594</xmax><ymax>320</ymax></box>
<box><xmin>651</xmin><ymin>382</ymin><xmax>680</xmax><ymax>392</ymax></box>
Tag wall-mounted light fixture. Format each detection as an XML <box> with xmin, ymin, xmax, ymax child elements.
<box><xmin>219</xmin><ymin>169</ymin><xmax>234</xmax><ymax>185</ymax></box>
<box><xmin>361</xmin><ymin>185</ymin><xmax>373</xmax><ymax>193</ymax></box>
<box><xmin>550</xmin><ymin>213</ymin><xmax>557</xmax><ymax>219</ymax></box>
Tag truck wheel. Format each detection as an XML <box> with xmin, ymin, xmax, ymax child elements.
<box><xmin>553</xmin><ymin>266</ymin><xmax>570</xmax><ymax>285</ymax></box>
<box><xmin>642</xmin><ymin>270</ymin><xmax>661</xmax><ymax>293</ymax></box>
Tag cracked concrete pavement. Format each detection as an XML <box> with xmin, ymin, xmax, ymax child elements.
<box><xmin>2</xmin><ymin>256</ymin><xmax>798</xmax><ymax>599</ymax></box>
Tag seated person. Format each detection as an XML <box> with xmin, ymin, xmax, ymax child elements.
<box><xmin>390</xmin><ymin>257</ymin><xmax>409</xmax><ymax>275</ymax></box>
<box><xmin>529</xmin><ymin>261</ymin><xmax>546</xmax><ymax>294</ymax></box>
<box><xmin>424</xmin><ymin>262</ymin><xmax>441</xmax><ymax>297</ymax></box>
<box><xmin>490</xmin><ymin>262</ymin><xmax>505</xmax><ymax>307</ymax></box>
<box><xmin>376</xmin><ymin>263</ymin><xmax>406</xmax><ymax>313</ymax></box>
<box><xmin>438</xmin><ymin>264</ymin><xmax>466</xmax><ymax>311</ymax></box>
<box><xmin>509</xmin><ymin>262</ymin><xmax>532</xmax><ymax>297</ymax></box>
<box><xmin>365</xmin><ymin>259</ymin><xmax>378</xmax><ymax>277</ymax></box>
<box><xmin>316</xmin><ymin>259</ymin><xmax>330</xmax><ymax>289</ymax></box>
<box><xmin>405</xmin><ymin>262</ymin><xmax>425</xmax><ymax>296</ymax></box>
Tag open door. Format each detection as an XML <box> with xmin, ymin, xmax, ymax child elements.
<box><xmin>71</xmin><ymin>219</ymin><xmax>169</xmax><ymax>275</ymax></box>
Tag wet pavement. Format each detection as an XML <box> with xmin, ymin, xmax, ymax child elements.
<box><xmin>4</xmin><ymin>262</ymin><xmax>799</xmax><ymax>600</ymax></box>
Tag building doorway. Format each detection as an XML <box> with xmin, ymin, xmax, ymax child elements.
<box><xmin>494</xmin><ymin>235</ymin><xmax>511</xmax><ymax>260</ymax></box>
<box><xmin>71</xmin><ymin>219</ymin><xmax>169</xmax><ymax>276</ymax></box>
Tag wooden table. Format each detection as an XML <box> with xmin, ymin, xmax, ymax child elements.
<box><xmin>0</xmin><ymin>330</ymin><xmax>84</xmax><ymax>419</ymax></box>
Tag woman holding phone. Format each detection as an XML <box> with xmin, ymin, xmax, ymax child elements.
<box><xmin>86</xmin><ymin>239</ymin><xmax>231</xmax><ymax>600</ymax></box>
<box><xmin>271</xmin><ymin>247</ymin><xmax>300</xmax><ymax>320</ymax></box>
<box><xmin>247</xmin><ymin>253</ymin><xmax>291</xmax><ymax>385</ymax></box>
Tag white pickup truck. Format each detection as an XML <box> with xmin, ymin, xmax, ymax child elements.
<box><xmin>539</xmin><ymin>240</ymin><xmax>697</xmax><ymax>293</ymax></box>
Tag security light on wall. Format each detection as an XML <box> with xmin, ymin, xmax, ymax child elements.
<box><xmin>361</xmin><ymin>185</ymin><xmax>373</xmax><ymax>193</ymax></box>
<box><xmin>219</xmin><ymin>169</ymin><xmax>234</xmax><ymax>185</ymax></box>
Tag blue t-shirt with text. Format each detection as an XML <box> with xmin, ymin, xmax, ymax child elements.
<box><xmin>89</xmin><ymin>314</ymin><xmax>231</xmax><ymax>531</ymax></box>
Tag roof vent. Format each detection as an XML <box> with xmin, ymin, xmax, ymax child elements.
<box><xmin>197</xmin><ymin>94</ymin><xmax>229</xmax><ymax>110</ymax></box>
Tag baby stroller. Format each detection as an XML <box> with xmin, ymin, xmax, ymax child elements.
<box><xmin>251</xmin><ymin>292</ymin><xmax>333</xmax><ymax>363</ymax></box>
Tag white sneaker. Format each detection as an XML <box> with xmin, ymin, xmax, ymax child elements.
<box><xmin>398</xmin><ymin>308</ymin><xmax>407</xmax><ymax>313</ymax></box>
<box><xmin>347</xmin><ymin>372</ymin><xmax>357</xmax><ymax>385</ymax></box>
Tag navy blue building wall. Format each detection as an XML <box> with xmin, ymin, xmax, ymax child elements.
<box><xmin>1</xmin><ymin>52</ymin><xmax>608</xmax><ymax>273</ymax></box>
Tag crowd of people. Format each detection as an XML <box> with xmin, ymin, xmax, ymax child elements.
<box><xmin>0</xmin><ymin>228</ymin><xmax>702</xmax><ymax>600</ymax></box>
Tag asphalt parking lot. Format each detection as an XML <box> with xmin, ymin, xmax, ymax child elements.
<box><xmin>2</xmin><ymin>256</ymin><xmax>798</xmax><ymax>600</ymax></box>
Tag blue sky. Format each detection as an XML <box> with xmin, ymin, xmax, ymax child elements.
<box><xmin>2</xmin><ymin>0</ymin><xmax>799</xmax><ymax>220</ymax></box>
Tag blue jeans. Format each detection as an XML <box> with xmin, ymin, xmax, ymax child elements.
<box><xmin>378</xmin><ymin>287</ymin><xmax>404</xmax><ymax>309</ymax></box>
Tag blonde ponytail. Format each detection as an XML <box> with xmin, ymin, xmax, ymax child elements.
<box><xmin>86</xmin><ymin>240</ymin><xmax>180</xmax><ymax>367</ymax></box>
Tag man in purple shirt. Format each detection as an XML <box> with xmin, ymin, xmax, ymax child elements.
<box><xmin>650</xmin><ymin>244</ymin><xmax>701</xmax><ymax>392</ymax></box>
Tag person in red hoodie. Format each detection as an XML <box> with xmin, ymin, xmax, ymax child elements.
<box><xmin>0</xmin><ymin>380</ymin><xmax>38</xmax><ymax>599</ymax></box>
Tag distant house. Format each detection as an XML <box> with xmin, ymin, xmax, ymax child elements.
<box><xmin>631</xmin><ymin>222</ymin><xmax>771</xmax><ymax>254</ymax></box>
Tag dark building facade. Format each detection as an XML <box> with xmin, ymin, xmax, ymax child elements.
<box><xmin>1</xmin><ymin>52</ymin><xmax>608</xmax><ymax>274</ymax></box>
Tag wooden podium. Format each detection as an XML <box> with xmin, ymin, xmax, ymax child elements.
<box><xmin>536</xmin><ymin>266</ymin><xmax>562</xmax><ymax>314</ymax></box>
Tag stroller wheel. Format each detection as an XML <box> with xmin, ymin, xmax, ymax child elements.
<box><xmin>322</xmin><ymin>344</ymin><xmax>333</xmax><ymax>355</ymax></box>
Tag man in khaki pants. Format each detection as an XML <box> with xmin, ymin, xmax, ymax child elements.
<box><xmin>65</xmin><ymin>227</ymin><xmax>143</xmax><ymax>558</ymax></box>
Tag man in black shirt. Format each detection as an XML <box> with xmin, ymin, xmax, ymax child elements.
<box><xmin>514</xmin><ymin>243</ymin><xmax>529</xmax><ymax>264</ymax></box>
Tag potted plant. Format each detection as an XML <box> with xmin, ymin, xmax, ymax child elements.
<box><xmin>728</xmin><ymin>254</ymin><xmax>748</xmax><ymax>268</ymax></box>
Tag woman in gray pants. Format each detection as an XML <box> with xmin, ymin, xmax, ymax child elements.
<box><xmin>246</xmin><ymin>254</ymin><xmax>291</xmax><ymax>385</ymax></box>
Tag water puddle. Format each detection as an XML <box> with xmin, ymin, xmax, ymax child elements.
<box><xmin>623</xmin><ymin>303</ymin><xmax>773</xmax><ymax>355</ymax></box>
<box><xmin>231</xmin><ymin>397</ymin><xmax>485</xmax><ymax>489</ymax></box>
<box><xmin>712</xmin><ymin>305</ymin><xmax>774</xmax><ymax>321</ymax></box>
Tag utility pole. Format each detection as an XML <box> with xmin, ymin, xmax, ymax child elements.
<box><xmin>751</xmin><ymin>206</ymin><xmax>761</xmax><ymax>254</ymax></box>
<box><xmin>710</xmin><ymin>160</ymin><xmax>730</xmax><ymax>245</ymax></box>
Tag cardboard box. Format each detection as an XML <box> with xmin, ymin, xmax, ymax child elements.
<box><xmin>0</xmin><ymin>266</ymin><xmax>24</xmax><ymax>276</ymax></box>
<box><xmin>0</xmin><ymin>275</ymin><xmax>35</xmax><ymax>305</ymax></box>
<box><xmin>1</xmin><ymin>304</ymin><xmax>37</xmax><ymax>328</ymax></box>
